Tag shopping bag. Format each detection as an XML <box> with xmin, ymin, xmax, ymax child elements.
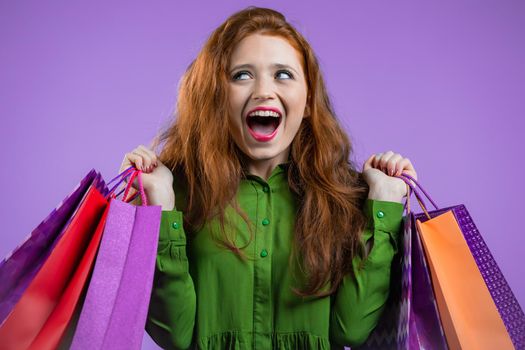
<box><xmin>27</xmin><ymin>203</ymin><xmax>111</xmax><ymax>350</ymax></box>
<box><xmin>0</xmin><ymin>169</ymin><xmax>99</xmax><ymax>324</ymax></box>
<box><xmin>356</xmin><ymin>179</ymin><xmax>447</xmax><ymax>349</ymax></box>
<box><xmin>102</xmin><ymin>203</ymin><xmax>162</xmax><ymax>348</ymax></box>
<box><xmin>0</xmin><ymin>180</ymin><xmax>108</xmax><ymax>349</ymax></box>
<box><xmin>25</xmin><ymin>166</ymin><xmax>137</xmax><ymax>350</ymax></box>
<box><xmin>32</xmin><ymin>167</ymin><xmax>138</xmax><ymax>350</ymax></box>
<box><xmin>0</xmin><ymin>166</ymin><xmax>138</xmax><ymax>349</ymax></box>
<box><xmin>70</xmin><ymin>168</ymin><xmax>161</xmax><ymax>350</ymax></box>
<box><xmin>399</xmin><ymin>174</ymin><xmax>525</xmax><ymax>350</ymax></box>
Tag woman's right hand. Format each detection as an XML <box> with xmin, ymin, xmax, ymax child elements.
<box><xmin>119</xmin><ymin>145</ymin><xmax>175</xmax><ymax>210</ymax></box>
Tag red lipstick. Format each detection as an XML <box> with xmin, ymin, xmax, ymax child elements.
<box><xmin>245</xmin><ymin>106</ymin><xmax>283</xmax><ymax>142</ymax></box>
<box><xmin>245</xmin><ymin>106</ymin><xmax>283</xmax><ymax>119</ymax></box>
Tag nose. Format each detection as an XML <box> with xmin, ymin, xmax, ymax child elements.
<box><xmin>252</xmin><ymin>76</ymin><xmax>275</xmax><ymax>100</ymax></box>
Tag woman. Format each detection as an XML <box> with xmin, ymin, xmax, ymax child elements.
<box><xmin>120</xmin><ymin>6</ymin><xmax>417</xmax><ymax>349</ymax></box>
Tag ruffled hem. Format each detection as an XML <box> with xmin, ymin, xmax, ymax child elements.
<box><xmin>272</xmin><ymin>331</ymin><xmax>330</xmax><ymax>349</ymax></box>
<box><xmin>196</xmin><ymin>330</ymin><xmax>331</xmax><ymax>349</ymax></box>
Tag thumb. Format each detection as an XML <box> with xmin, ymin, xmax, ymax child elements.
<box><xmin>362</xmin><ymin>154</ymin><xmax>375</xmax><ymax>172</ymax></box>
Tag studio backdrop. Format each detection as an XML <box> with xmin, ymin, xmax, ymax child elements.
<box><xmin>1</xmin><ymin>1</ymin><xmax>524</xmax><ymax>349</ymax></box>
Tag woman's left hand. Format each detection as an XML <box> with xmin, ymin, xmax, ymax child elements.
<box><xmin>362</xmin><ymin>151</ymin><xmax>417</xmax><ymax>202</ymax></box>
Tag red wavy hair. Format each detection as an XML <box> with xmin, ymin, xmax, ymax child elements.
<box><xmin>153</xmin><ymin>6</ymin><xmax>370</xmax><ymax>298</ymax></box>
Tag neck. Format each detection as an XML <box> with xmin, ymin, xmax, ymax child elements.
<box><xmin>244</xmin><ymin>151</ymin><xmax>290</xmax><ymax>181</ymax></box>
<box><xmin>246</xmin><ymin>160</ymin><xmax>280</xmax><ymax>181</ymax></box>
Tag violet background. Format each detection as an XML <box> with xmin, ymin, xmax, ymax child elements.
<box><xmin>1</xmin><ymin>1</ymin><xmax>524</xmax><ymax>348</ymax></box>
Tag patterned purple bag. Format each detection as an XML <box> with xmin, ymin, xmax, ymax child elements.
<box><xmin>0</xmin><ymin>169</ymin><xmax>99</xmax><ymax>325</ymax></box>
<box><xmin>355</xmin><ymin>177</ymin><xmax>447</xmax><ymax>350</ymax></box>
<box><xmin>399</xmin><ymin>174</ymin><xmax>525</xmax><ymax>350</ymax></box>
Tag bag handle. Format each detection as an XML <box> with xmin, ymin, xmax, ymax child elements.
<box><xmin>106</xmin><ymin>166</ymin><xmax>148</xmax><ymax>206</ymax></box>
<box><xmin>395</xmin><ymin>175</ymin><xmax>430</xmax><ymax>218</ymax></box>
<box><xmin>404</xmin><ymin>180</ymin><xmax>432</xmax><ymax>220</ymax></box>
<box><xmin>121</xmin><ymin>169</ymin><xmax>148</xmax><ymax>206</ymax></box>
<box><xmin>107</xmin><ymin>166</ymin><xmax>135</xmax><ymax>196</ymax></box>
<box><xmin>398</xmin><ymin>173</ymin><xmax>439</xmax><ymax>210</ymax></box>
<box><xmin>395</xmin><ymin>173</ymin><xmax>438</xmax><ymax>220</ymax></box>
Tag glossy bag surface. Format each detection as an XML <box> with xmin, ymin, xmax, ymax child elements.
<box><xmin>415</xmin><ymin>207</ymin><xmax>519</xmax><ymax>350</ymax></box>
<box><xmin>0</xmin><ymin>183</ymin><xmax>108</xmax><ymax>350</ymax></box>
<box><xmin>0</xmin><ymin>170</ymin><xmax>99</xmax><ymax>324</ymax></box>
<box><xmin>27</xmin><ymin>203</ymin><xmax>111</xmax><ymax>350</ymax></box>
<box><xmin>356</xmin><ymin>186</ymin><xmax>447</xmax><ymax>350</ymax></box>
<box><xmin>401</xmin><ymin>174</ymin><xmax>525</xmax><ymax>350</ymax></box>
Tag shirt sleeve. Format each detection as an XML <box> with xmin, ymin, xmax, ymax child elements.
<box><xmin>329</xmin><ymin>198</ymin><xmax>404</xmax><ymax>347</ymax></box>
<box><xmin>145</xmin><ymin>209</ymin><xmax>196</xmax><ymax>350</ymax></box>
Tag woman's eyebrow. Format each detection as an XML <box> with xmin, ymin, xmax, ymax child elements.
<box><xmin>230</xmin><ymin>63</ymin><xmax>299</xmax><ymax>74</ymax></box>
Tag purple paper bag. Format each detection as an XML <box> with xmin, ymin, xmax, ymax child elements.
<box><xmin>0</xmin><ymin>169</ymin><xmax>98</xmax><ymax>325</ymax></box>
<box><xmin>355</xmin><ymin>179</ymin><xmax>447</xmax><ymax>350</ymax></box>
<box><xmin>102</xmin><ymin>204</ymin><xmax>161</xmax><ymax>349</ymax></box>
<box><xmin>406</xmin><ymin>211</ymin><xmax>448</xmax><ymax>349</ymax></box>
<box><xmin>409</xmin><ymin>196</ymin><xmax>525</xmax><ymax>348</ymax></box>
<box><xmin>399</xmin><ymin>173</ymin><xmax>525</xmax><ymax>350</ymax></box>
<box><xmin>70</xmin><ymin>196</ymin><xmax>161</xmax><ymax>350</ymax></box>
<box><xmin>69</xmin><ymin>198</ymin><xmax>136</xmax><ymax>350</ymax></box>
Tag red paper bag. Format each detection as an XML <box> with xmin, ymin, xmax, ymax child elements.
<box><xmin>0</xmin><ymin>185</ymin><xmax>108</xmax><ymax>350</ymax></box>
<box><xmin>27</xmin><ymin>202</ymin><xmax>111</xmax><ymax>350</ymax></box>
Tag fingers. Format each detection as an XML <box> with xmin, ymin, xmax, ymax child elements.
<box><xmin>399</xmin><ymin>159</ymin><xmax>417</xmax><ymax>181</ymax></box>
<box><xmin>371</xmin><ymin>151</ymin><xmax>397</xmax><ymax>174</ymax></box>
<box><xmin>365</xmin><ymin>150</ymin><xmax>418</xmax><ymax>179</ymax></box>
<box><xmin>394</xmin><ymin>158</ymin><xmax>416</xmax><ymax>178</ymax></box>
<box><xmin>132</xmin><ymin>149</ymin><xmax>153</xmax><ymax>170</ymax></box>
<box><xmin>138</xmin><ymin>145</ymin><xmax>158</xmax><ymax>166</ymax></box>
<box><xmin>122</xmin><ymin>145</ymin><xmax>158</xmax><ymax>173</ymax></box>
<box><xmin>382</xmin><ymin>152</ymin><xmax>402</xmax><ymax>176</ymax></box>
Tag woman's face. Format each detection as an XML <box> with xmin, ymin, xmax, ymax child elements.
<box><xmin>227</xmin><ymin>33</ymin><xmax>309</xmax><ymax>173</ymax></box>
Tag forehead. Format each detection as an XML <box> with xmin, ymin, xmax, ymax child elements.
<box><xmin>229</xmin><ymin>34</ymin><xmax>303</xmax><ymax>69</ymax></box>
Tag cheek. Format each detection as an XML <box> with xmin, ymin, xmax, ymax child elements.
<box><xmin>285</xmin><ymin>89</ymin><xmax>307</xmax><ymax>111</ymax></box>
<box><xmin>228</xmin><ymin>86</ymin><xmax>245</xmax><ymax>109</ymax></box>
<box><xmin>284</xmin><ymin>96</ymin><xmax>307</xmax><ymax>126</ymax></box>
<box><xmin>287</xmin><ymin>118</ymin><xmax>304</xmax><ymax>138</ymax></box>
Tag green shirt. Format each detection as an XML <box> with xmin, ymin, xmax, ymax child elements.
<box><xmin>146</xmin><ymin>163</ymin><xmax>404</xmax><ymax>349</ymax></box>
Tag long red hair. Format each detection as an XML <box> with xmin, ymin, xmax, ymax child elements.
<box><xmin>153</xmin><ymin>6</ymin><xmax>370</xmax><ymax>298</ymax></box>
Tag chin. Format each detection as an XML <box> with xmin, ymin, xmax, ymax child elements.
<box><xmin>244</xmin><ymin>148</ymin><xmax>282</xmax><ymax>161</ymax></box>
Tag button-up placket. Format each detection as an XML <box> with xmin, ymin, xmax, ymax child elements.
<box><xmin>244</xmin><ymin>165</ymin><xmax>286</xmax><ymax>349</ymax></box>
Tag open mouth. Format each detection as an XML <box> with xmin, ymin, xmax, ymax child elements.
<box><xmin>246</xmin><ymin>115</ymin><xmax>282</xmax><ymax>136</ymax></box>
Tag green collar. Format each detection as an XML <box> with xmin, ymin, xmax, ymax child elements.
<box><xmin>244</xmin><ymin>162</ymin><xmax>289</xmax><ymax>185</ymax></box>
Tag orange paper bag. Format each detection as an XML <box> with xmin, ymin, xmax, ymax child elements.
<box><xmin>416</xmin><ymin>212</ymin><xmax>514</xmax><ymax>350</ymax></box>
<box><xmin>396</xmin><ymin>173</ymin><xmax>520</xmax><ymax>350</ymax></box>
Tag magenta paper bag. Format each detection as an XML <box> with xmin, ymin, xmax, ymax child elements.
<box><xmin>70</xmin><ymin>168</ymin><xmax>161</xmax><ymax>350</ymax></box>
<box><xmin>69</xmin><ymin>198</ymin><xmax>136</xmax><ymax>350</ymax></box>
<box><xmin>102</xmin><ymin>204</ymin><xmax>161</xmax><ymax>349</ymax></box>
<box><xmin>0</xmin><ymin>169</ymin><xmax>99</xmax><ymax>325</ymax></box>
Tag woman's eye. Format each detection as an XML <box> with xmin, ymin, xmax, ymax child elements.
<box><xmin>276</xmin><ymin>70</ymin><xmax>293</xmax><ymax>79</ymax></box>
<box><xmin>231</xmin><ymin>70</ymin><xmax>294</xmax><ymax>81</ymax></box>
<box><xmin>232</xmin><ymin>71</ymin><xmax>250</xmax><ymax>80</ymax></box>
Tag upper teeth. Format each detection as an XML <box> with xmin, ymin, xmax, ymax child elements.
<box><xmin>248</xmin><ymin>110</ymin><xmax>281</xmax><ymax>118</ymax></box>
